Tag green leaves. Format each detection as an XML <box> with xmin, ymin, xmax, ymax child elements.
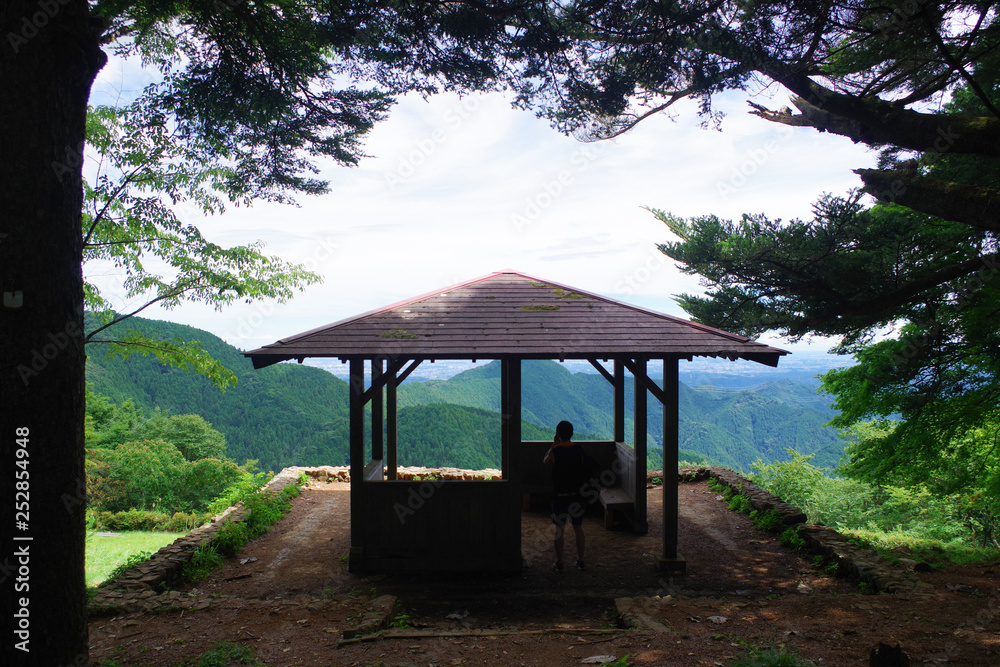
<box><xmin>655</xmin><ymin>194</ymin><xmax>988</xmax><ymax>344</ymax></box>
<box><xmin>82</xmin><ymin>100</ymin><xmax>324</xmax><ymax>387</ymax></box>
<box><xmin>133</xmin><ymin>410</ymin><xmax>227</xmax><ymax>461</ymax></box>
<box><xmin>85</xmin><ymin>388</ymin><xmax>247</xmax><ymax>514</ymax></box>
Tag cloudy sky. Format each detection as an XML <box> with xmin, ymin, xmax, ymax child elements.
<box><xmin>87</xmin><ymin>59</ymin><xmax>876</xmax><ymax>356</ymax></box>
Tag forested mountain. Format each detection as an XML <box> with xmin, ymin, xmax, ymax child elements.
<box><xmin>85</xmin><ymin>315</ymin><xmax>561</xmax><ymax>471</ymax></box>
<box><xmin>400</xmin><ymin>360</ymin><xmax>845</xmax><ymax>469</ymax></box>
<box><xmin>86</xmin><ymin>315</ymin><xmax>845</xmax><ymax>473</ymax></box>
<box><xmin>86</xmin><ymin>314</ymin><xmax>350</xmax><ymax>470</ymax></box>
<box><xmin>394</xmin><ymin>404</ymin><xmax>553</xmax><ymax>470</ymax></box>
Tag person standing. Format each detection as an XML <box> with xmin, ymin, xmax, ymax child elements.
<box><xmin>543</xmin><ymin>420</ymin><xmax>586</xmax><ymax>571</ymax></box>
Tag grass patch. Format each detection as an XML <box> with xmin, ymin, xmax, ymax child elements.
<box><xmin>730</xmin><ymin>646</ymin><xmax>815</xmax><ymax>666</ymax></box>
<box><xmin>183</xmin><ymin>543</ymin><xmax>224</xmax><ymax>583</ymax></box>
<box><xmin>780</xmin><ymin>525</ymin><xmax>806</xmax><ymax>551</ymax></box>
<box><xmin>197</xmin><ymin>641</ymin><xmax>268</xmax><ymax>666</ymax></box>
<box><xmin>841</xmin><ymin>528</ymin><xmax>999</xmax><ymax>566</ymax></box>
<box><xmin>389</xmin><ymin>612</ymin><xmax>413</xmax><ymax>629</ymax></box>
<box><xmin>86</xmin><ymin>530</ymin><xmax>183</xmax><ymax>587</ymax></box>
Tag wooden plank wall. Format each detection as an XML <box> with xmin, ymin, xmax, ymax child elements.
<box><xmin>515</xmin><ymin>440</ymin><xmax>620</xmax><ymax>495</ymax></box>
<box><xmin>357</xmin><ymin>480</ymin><xmax>521</xmax><ymax>572</ymax></box>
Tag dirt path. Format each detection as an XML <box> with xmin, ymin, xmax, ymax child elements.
<box><xmin>89</xmin><ymin>480</ymin><xmax>1000</xmax><ymax>666</ymax></box>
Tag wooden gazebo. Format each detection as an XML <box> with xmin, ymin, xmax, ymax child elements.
<box><xmin>245</xmin><ymin>271</ymin><xmax>787</xmax><ymax>574</ymax></box>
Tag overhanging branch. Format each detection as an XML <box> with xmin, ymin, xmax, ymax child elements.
<box><xmin>856</xmin><ymin>169</ymin><xmax>1000</xmax><ymax>234</ymax></box>
<box><xmin>748</xmin><ymin>81</ymin><xmax>1000</xmax><ymax>156</ymax></box>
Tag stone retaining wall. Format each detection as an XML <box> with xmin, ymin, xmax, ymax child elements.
<box><xmin>89</xmin><ymin>464</ymin><xmax>929</xmax><ymax>616</ymax></box>
<box><xmin>652</xmin><ymin>466</ymin><xmax>932</xmax><ymax>596</ymax></box>
<box><xmin>88</xmin><ymin>468</ymin><xmax>306</xmax><ymax>615</ymax></box>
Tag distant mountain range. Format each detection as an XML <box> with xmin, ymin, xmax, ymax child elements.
<box><xmin>85</xmin><ymin>314</ymin><xmax>847</xmax><ymax>473</ymax></box>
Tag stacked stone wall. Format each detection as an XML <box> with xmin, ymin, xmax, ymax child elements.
<box><xmin>89</xmin><ymin>464</ymin><xmax>929</xmax><ymax>615</ymax></box>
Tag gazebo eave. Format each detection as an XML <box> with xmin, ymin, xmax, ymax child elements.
<box><xmin>248</xmin><ymin>349</ymin><xmax>784</xmax><ymax>369</ymax></box>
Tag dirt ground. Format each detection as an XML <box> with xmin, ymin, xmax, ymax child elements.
<box><xmin>89</xmin><ymin>480</ymin><xmax>1000</xmax><ymax>666</ymax></box>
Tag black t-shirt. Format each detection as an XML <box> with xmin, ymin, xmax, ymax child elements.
<box><xmin>551</xmin><ymin>443</ymin><xmax>587</xmax><ymax>497</ymax></box>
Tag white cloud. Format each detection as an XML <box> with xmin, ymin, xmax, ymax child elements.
<box><xmin>86</xmin><ymin>85</ymin><xmax>874</xmax><ymax>354</ymax></box>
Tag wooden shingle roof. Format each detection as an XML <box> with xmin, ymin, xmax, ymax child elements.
<box><xmin>245</xmin><ymin>271</ymin><xmax>787</xmax><ymax>368</ymax></box>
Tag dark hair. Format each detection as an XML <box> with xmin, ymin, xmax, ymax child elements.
<box><xmin>555</xmin><ymin>420</ymin><xmax>574</xmax><ymax>442</ymax></box>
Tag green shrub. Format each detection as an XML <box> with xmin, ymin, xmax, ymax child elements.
<box><xmin>780</xmin><ymin>525</ymin><xmax>806</xmax><ymax>551</ymax></box>
<box><xmin>97</xmin><ymin>509</ymin><xmax>169</xmax><ymax>531</ymax></box>
<box><xmin>750</xmin><ymin>508</ymin><xmax>784</xmax><ymax>533</ymax></box>
<box><xmin>750</xmin><ymin>448</ymin><xmax>992</xmax><ymax>562</ymax></box>
<box><xmin>812</xmin><ymin>554</ymin><xmax>839</xmax><ymax>576</ymax></box>
<box><xmin>194</xmin><ymin>480</ymin><xmax>303</xmax><ymax>573</ymax></box>
<box><xmin>182</xmin><ymin>544</ymin><xmax>223</xmax><ymax>583</ymax></box>
<box><xmin>207</xmin><ymin>468</ymin><xmax>272</xmax><ymax>516</ymax></box>
<box><xmin>708</xmin><ymin>478</ymin><xmax>727</xmax><ymax>495</ymax></box>
<box><xmin>91</xmin><ymin>508</ymin><xmax>209</xmax><ymax>532</ymax></box>
<box><xmin>213</xmin><ymin>520</ymin><xmax>250</xmax><ymax>558</ymax></box>
<box><xmin>728</xmin><ymin>493</ymin><xmax>752</xmax><ymax>513</ymax></box>
<box><xmin>164</xmin><ymin>511</ymin><xmax>210</xmax><ymax>533</ymax></box>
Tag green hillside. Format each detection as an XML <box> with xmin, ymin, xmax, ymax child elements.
<box><xmin>86</xmin><ymin>315</ymin><xmax>845</xmax><ymax>473</ymax></box>
<box><xmin>86</xmin><ymin>314</ymin><xmax>352</xmax><ymax>470</ymax></box>
<box><xmin>395</xmin><ymin>404</ymin><xmax>554</xmax><ymax>470</ymax></box>
<box><xmin>85</xmin><ymin>316</ymin><xmax>560</xmax><ymax>472</ymax></box>
<box><xmin>400</xmin><ymin>360</ymin><xmax>845</xmax><ymax>470</ymax></box>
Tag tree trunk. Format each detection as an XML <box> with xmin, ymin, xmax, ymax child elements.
<box><xmin>0</xmin><ymin>2</ymin><xmax>105</xmax><ymax>665</ymax></box>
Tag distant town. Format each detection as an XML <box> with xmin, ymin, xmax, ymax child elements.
<box><xmin>304</xmin><ymin>349</ymin><xmax>853</xmax><ymax>389</ymax></box>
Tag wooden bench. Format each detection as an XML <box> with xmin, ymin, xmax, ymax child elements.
<box><xmin>598</xmin><ymin>486</ymin><xmax>634</xmax><ymax>529</ymax></box>
<box><xmin>596</xmin><ymin>441</ymin><xmax>640</xmax><ymax>530</ymax></box>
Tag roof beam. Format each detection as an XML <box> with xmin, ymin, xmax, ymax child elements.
<box><xmin>620</xmin><ymin>358</ymin><xmax>668</xmax><ymax>405</ymax></box>
<box><xmin>587</xmin><ymin>358</ymin><xmax>615</xmax><ymax>384</ymax></box>
<box><xmin>360</xmin><ymin>357</ymin><xmax>416</xmax><ymax>404</ymax></box>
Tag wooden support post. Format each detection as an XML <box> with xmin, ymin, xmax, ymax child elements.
<box><xmin>348</xmin><ymin>358</ymin><xmax>365</xmax><ymax>570</ymax></box>
<box><xmin>501</xmin><ymin>358</ymin><xmax>521</xmax><ymax>481</ymax></box>
<box><xmin>613</xmin><ymin>359</ymin><xmax>625</xmax><ymax>444</ymax></box>
<box><xmin>501</xmin><ymin>359</ymin><xmax>509</xmax><ymax>479</ymax></box>
<box><xmin>371</xmin><ymin>358</ymin><xmax>384</xmax><ymax>462</ymax></box>
<box><xmin>658</xmin><ymin>357</ymin><xmax>685</xmax><ymax>574</ymax></box>
<box><xmin>386</xmin><ymin>360</ymin><xmax>398</xmax><ymax>480</ymax></box>
<box><xmin>632</xmin><ymin>357</ymin><xmax>648</xmax><ymax>534</ymax></box>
